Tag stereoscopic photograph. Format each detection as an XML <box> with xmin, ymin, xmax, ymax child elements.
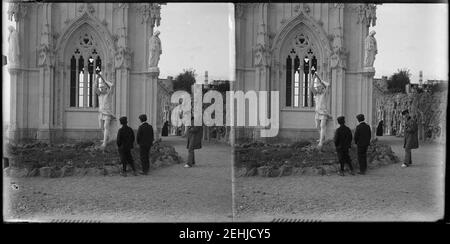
<box><xmin>232</xmin><ymin>2</ymin><xmax>446</xmax><ymax>222</ymax></box>
<box><xmin>2</xmin><ymin>1</ymin><xmax>447</xmax><ymax>224</ymax></box>
<box><xmin>3</xmin><ymin>1</ymin><xmax>234</xmax><ymax>222</ymax></box>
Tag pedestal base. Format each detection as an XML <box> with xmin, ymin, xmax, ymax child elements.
<box><xmin>363</xmin><ymin>66</ymin><xmax>376</xmax><ymax>74</ymax></box>
<box><xmin>148</xmin><ymin>67</ymin><xmax>160</xmax><ymax>73</ymax></box>
<box><xmin>101</xmin><ymin>118</ymin><xmax>119</xmax><ymax>146</ymax></box>
<box><xmin>324</xmin><ymin>116</ymin><xmax>335</xmax><ymax>141</ymax></box>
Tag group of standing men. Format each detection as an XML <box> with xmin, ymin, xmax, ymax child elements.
<box><xmin>333</xmin><ymin>114</ymin><xmax>371</xmax><ymax>176</ymax></box>
<box><xmin>116</xmin><ymin>114</ymin><xmax>154</xmax><ymax>177</ymax></box>
<box><xmin>116</xmin><ymin>115</ymin><xmax>204</xmax><ymax>175</ymax></box>
<box><xmin>334</xmin><ymin>109</ymin><xmax>419</xmax><ymax>176</ymax></box>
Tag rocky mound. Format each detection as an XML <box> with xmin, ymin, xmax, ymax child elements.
<box><xmin>4</xmin><ymin>139</ymin><xmax>184</xmax><ymax>178</ymax></box>
<box><xmin>234</xmin><ymin>138</ymin><xmax>400</xmax><ymax>177</ymax></box>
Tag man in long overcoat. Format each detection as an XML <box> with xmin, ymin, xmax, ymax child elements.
<box><xmin>136</xmin><ymin>114</ymin><xmax>154</xmax><ymax>175</ymax></box>
<box><xmin>334</xmin><ymin>116</ymin><xmax>355</xmax><ymax>176</ymax></box>
<box><xmin>117</xmin><ymin>116</ymin><xmax>137</xmax><ymax>176</ymax></box>
<box><xmin>185</xmin><ymin>117</ymin><xmax>203</xmax><ymax>168</ymax></box>
<box><xmin>401</xmin><ymin>109</ymin><xmax>419</xmax><ymax>168</ymax></box>
<box><xmin>354</xmin><ymin>114</ymin><xmax>371</xmax><ymax>175</ymax></box>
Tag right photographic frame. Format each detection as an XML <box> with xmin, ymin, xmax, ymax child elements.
<box><xmin>232</xmin><ymin>2</ymin><xmax>447</xmax><ymax>222</ymax></box>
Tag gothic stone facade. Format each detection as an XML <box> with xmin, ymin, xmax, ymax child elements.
<box><xmin>235</xmin><ymin>3</ymin><xmax>377</xmax><ymax>142</ymax></box>
<box><xmin>7</xmin><ymin>2</ymin><xmax>168</xmax><ymax>143</ymax></box>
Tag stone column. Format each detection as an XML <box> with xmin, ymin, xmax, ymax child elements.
<box><xmin>37</xmin><ymin>4</ymin><xmax>56</xmax><ymax>142</ymax></box>
<box><xmin>235</xmin><ymin>3</ymin><xmax>246</xmax><ymax>93</ymax></box>
<box><xmin>7</xmin><ymin>67</ymin><xmax>24</xmax><ymax>142</ymax></box>
<box><xmin>362</xmin><ymin>67</ymin><xmax>375</xmax><ymax>134</ymax></box>
<box><xmin>331</xmin><ymin>67</ymin><xmax>345</xmax><ymax>122</ymax></box>
<box><xmin>114</xmin><ymin>5</ymin><xmax>131</xmax><ymax>119</ymax></box>
<box><xmin>37</xmin><ymin>64</ymin><xmax>56</xmax><ymax>141</ymax></box>
<box><xmin>253</xmin><ymin>3</ymin><xmax>271</xmax><ymax>142</ymax></box>
<box><xmin>7</xmin><ymin>2</ymin><xmax>29</xmax><ymax>142</ymax></box>
<box><xmin>143</xmin><ymin>69</ymin><xmax>159</xmax><ymax>139</ymax></box>
<box><xmin>330</xmin><ymin>5</ymin><xmax>346</xmax><ymax>129</ymax></box>
<box><xmin>138</xmin><ymin>3</ymin><xmax>162</xmax><ymax>139</ymax></box>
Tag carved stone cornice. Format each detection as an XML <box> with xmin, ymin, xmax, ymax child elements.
<box><xmin>136</xmin><ymin>3</ymin><xmax>162</xmax><ymax>27</ymax></box>
<box><xmin>235</xmin><ymin>3</ymin><xmax>248</xmax><ymax>19</ymax></box>
<box><xmin>357</xmin><ymin>4</ymin><xmax>377</xmax><ymax>27</ymax></box>
<box><xmin>333</xmin><ymin>3</ymin><xmax>345</xmax><ymax>9</ymax></box>
<box><xmin>294</xmin><ymin>3</ymin><xmax>311</xmax><ymax>16</ymax></box>
<box><xmin>114</xmin><ymin>3</ymin><xmax>129</xmax><ymax>11</ymax></box>
<box><xmin>8</xmin><ymin>67</ymin><xmax>23</xmax><ymax>75</ymax></box>
<box><xmin>78</xmin><ymin>3</ymin><xmax>95</xmax><ymax>15</ymax></box>
<box><xmin>7</xmin><ymin>1</ymin><xmax>29</xmax><ymax>22</ymax></box>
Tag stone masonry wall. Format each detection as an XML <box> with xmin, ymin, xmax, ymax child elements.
<box><xmin>375</xmin><ymin>90</ymin><xmax>447</xmax><ymax>143</ymax></box>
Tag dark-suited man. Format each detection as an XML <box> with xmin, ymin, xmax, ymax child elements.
<box><xmin>334</xmin><ymin>116</ymin><xmax>354</xmax><ymax>176</ymax></box>
<box><xmin>137</xmin><ymin>114</ymin><xmax>154</xmax><ymax>175</ymax></box>
<box><xmin>354</xmin><ymin>114</ymin><xmax>371</xmax><ymax>175</ymax></box>
<box><xmin>401</xmin><ymin>109</ymin><xmax>419</xmax><ymax>168</ymax></box>
<box><xmin>185</xmin><ymin>117</ymin><xmax>203</xmax><ymax>168</ymax></box>
<box><xmin>117</xmin><ymin>116</ymin><xmax>137</xmax><ymax>176</ymax></box>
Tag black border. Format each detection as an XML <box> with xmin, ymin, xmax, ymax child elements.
<box><xmin>2</xmin><ymin>0</ymin><xmax>448</xmax><ymax>240</ymax></box>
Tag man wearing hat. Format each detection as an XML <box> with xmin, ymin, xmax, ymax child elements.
<box><xmin>401</xmin><ymin>109</ymin><xmax>419</xmax><ymax>167</ymax></box>
<box><xmin>137</xmin><ymin>114</ymin><xmax>154</xmax><ymax>175</ymax></box>
<box><xmin>354</xmin><ymin>114</ymin><xmax>371</xmax><ymax>174</ymax></box>
<box><xmin>185</xmin><ymin>116</ymin><xmax>203</xmax><ymax>168</ymax></box>
<box><xmin>117</xmin><ymin>116</ymin><xmax>137</xmax><ymax>176</ymax></box>
<box><xmin>334</xmin><ymin>116</ymin><xmax>355</xmax><ymax>176</ymax></box>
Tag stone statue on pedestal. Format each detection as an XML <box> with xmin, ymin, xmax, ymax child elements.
<box><xmin>364</xmin><ymin>30</ymin><xmax>377</xmax><ymax>68</ymax></box>
<box><xmin>8</xmin><ymin>26</ymin><xmax>20</xmax><ymax>66</ymax></box>
<box><xmin>94</xmin><ymin>73</ymin><xmax>116</xmax><ymax>148</ymax></box>
<box><xmin>148</xmin><ymin>30</ymin><xmax>162</xmax><ymax>69</ymax></box>
<box><xmin>309</xmin><ymin>73</ymin><xmax>331</xmax><ymax>149</ymax></box>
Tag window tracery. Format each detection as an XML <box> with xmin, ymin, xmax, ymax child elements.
<box><xmin>68</xmin><ymin>31</ymin><xmax>102</xmax><ymax>108</ymax></box>
<box><xmin>285</xmin><ymin>32</ymin><xmax>318</xmax><ymax>108</ymax></box>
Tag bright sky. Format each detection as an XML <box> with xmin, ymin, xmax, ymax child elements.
<box><xmin>375</xmin><ymin>4</ymin><xmax>448</xmax><ymax>83</ymax></box>
<box><xmin>157</xmin><ymin>3</ymin><xmax>235</xmax><ymax>82</ymax></box>
<box><xmin>2</xmin><ymin>3</ymin><xmax>448</xmax><ymax>123</ymax></box>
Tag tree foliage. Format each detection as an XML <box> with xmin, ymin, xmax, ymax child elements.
<box><xmin>387</xmin><ymin>68</ymin><xmax>411</xmax><ymax>93</ymax></box>
<box><xmin>209</xmin><ymin>80</ymin><xmax>230</xmax><ymax>93</ymax></box>
<box><xmin>173</xmin><ymin>68</ymin><xmax>197</xmax><ymax>93</ymax></box>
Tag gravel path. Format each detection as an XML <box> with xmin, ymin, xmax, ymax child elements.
<box><xmin>234</xmin><ymin>136</ymin><xmax>445</xmax><ymax>222</ymax></box>
<box><xmin>3</xmin><ymin>136</ymin><xmax>233</xmax><ymax>222</ymax></box>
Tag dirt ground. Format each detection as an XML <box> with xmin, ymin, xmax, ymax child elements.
<box><xmin>3</xmin><ymin>136</ymin><xmax>233</xmax><ymax>222</ymax></box>
<box><xmin>4</xmin><ymin>135</ymin><xmax>445</xmax><ymax>222</ymax></box>
<box><xmin>234</xmin><ymin>136</ymin><xmax>445</xmax><ymax>222</ymax></box>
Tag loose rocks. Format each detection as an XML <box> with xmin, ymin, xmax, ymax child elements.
<box><xmin>39</xmin><ymin>167</ymin><xmax>52</xmax><ymax>178</ymax></box>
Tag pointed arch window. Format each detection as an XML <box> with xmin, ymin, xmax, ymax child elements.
<box><xmin>285</xmin><ymin>34</ymin><xmax>319</xmax><ymax>109</ymax></box>
<box><xmin>68</xmin><ymin>32</ymin><xmax>102</xmax><ymax>108</ymax></box>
